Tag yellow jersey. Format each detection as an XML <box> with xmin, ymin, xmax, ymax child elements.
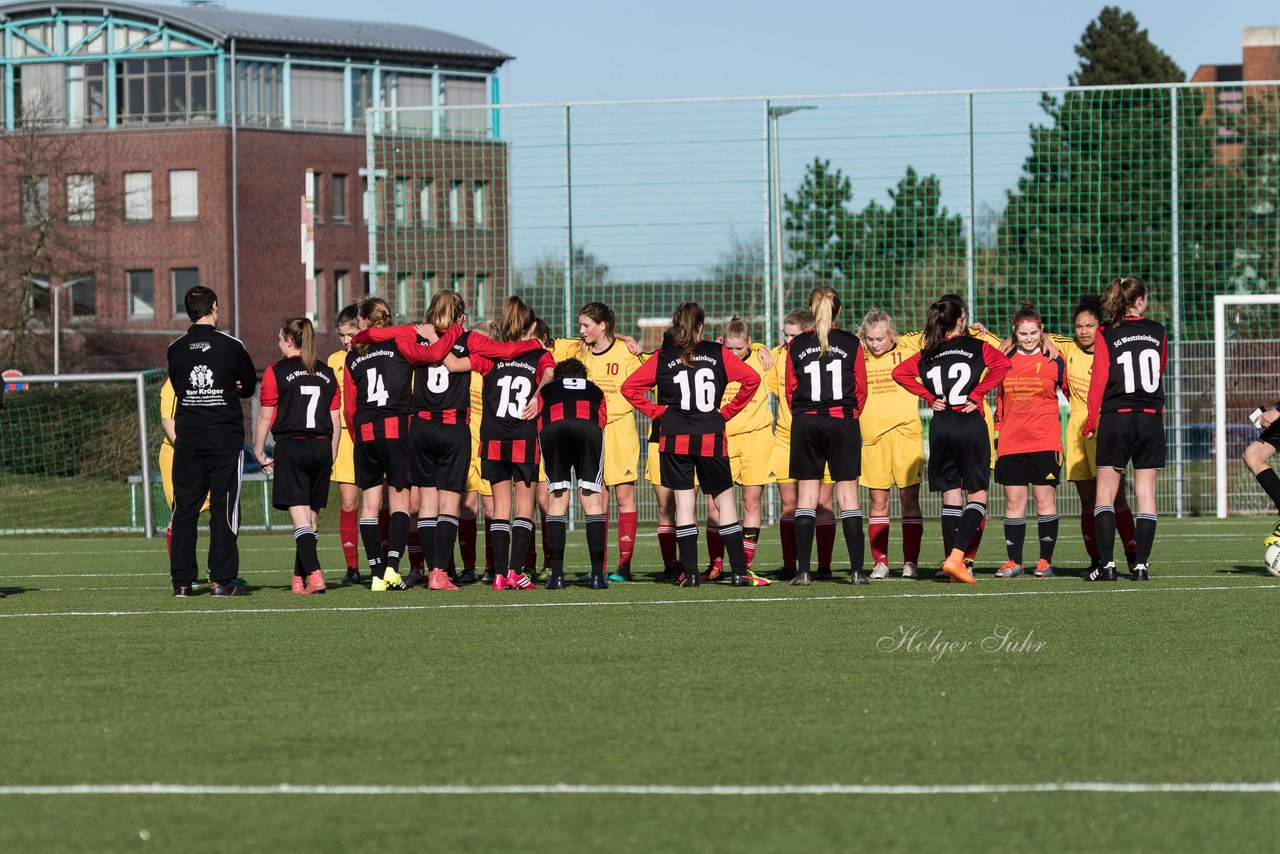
<box><xmin>721</xmin><ymin>342</ymin><xmax>773</xmax><ymax>436</ymax></box>
<box><xmin>469</xmin><ymin>371</ymin><xmax>484</xmax><ymax>443</ymax></box>
<box><xmin>1051</xmin><ymin>335</ymin><xmax>1092</xmax><ymax>422</ymax></box>
<box><xmin>326</xmin><ymin>349</ymin><xmax>350</xmax><ymax>431</ymax></box>
<box><xmin>861</xmin><ymin>331</ymin><xmax>925</xmax><ymax>441</ymax></box>
<box><xmin>551</xmin><ymin>337</ymin><xmax>646</xmax><ymax>424</ymax></box>
<box><xmin>160</xmin><ymin>379</ymin><xmax>177</xmax><ymax>448</ymax></box>
<box><xmin>766</xmin><ymin>343</ymin><xmax>791</xmax><ymax>442</ymax></box>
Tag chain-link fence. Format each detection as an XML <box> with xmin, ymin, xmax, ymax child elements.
<box><xmin>367</xmin><ymin>81</ymin><xmax>1280</xmax><ymax>521</ymax></box>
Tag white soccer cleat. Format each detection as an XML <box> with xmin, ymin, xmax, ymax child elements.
<box><xmin>870</xmin><ymin>562</ymin><xmax>890</xmax><ymax>580</ymax></box>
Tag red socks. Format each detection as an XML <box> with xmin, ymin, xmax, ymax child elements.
<box><xmin>901</xmin><ymin>516</ymin><xmax>923</xmax><ymax>564</ymax></box>
<box><xmin>339</xmin><ymin>509</ymin><xmax>359</xmax><ymax>570</ymax></box>
<box><xmin>459</xmin><ymin>516</ymin><xmax>478</xmax><ymax>570</ymax></box>
<box><xmin>964</xmin><ymin>513</ymin><xmax>987</xmax><ymax>561</ymax></box>
<box><xmin>165</xmin><ymin>519</ymin><xmax>173</xmax><ymax>558</ymax></box>
<box><xmin>407</xmin><ymin>525</ymin><xmax>424</xmax><ymax>572</ymax></box>
<box><xmin>484</xmin><ymin>519</ymin><xmax>495</xmax><ymax>571</ymax></box>
<box><xmin>1115</xmin><ymin>507</ymin><xmax>1138</xmax><ymax>557</ymax></box>
<box><xmin>707</xmin><ymin>526</ymin><xmax>724</xmax><ymax>570</ymax></box>
<box><xmin>780</xmin><ymin>515</ymin><xmax>796</xmax><ymax>570</ymax></box>
<box><xmin>868</xmin><ymin>516</ymin><xmax>890</xmax><ymax>565</ymax></box>
<box><xmin>1081</xmin><ymin>510</ymin><xmax>1098</xmax><ymax>559</ymax></box>
<box><xmin>816</xmin><ymin>517</ymin><xmax>836</xmax><ymax>569</ymax></box>
<box><xmin>617</xmin><ymin>511</ymin><xmax>638</xmax><ymax>569</ymax></box>
<box><xmin>657</xmin><ymin>525</ymin><xmax>678</xmax><ymax>568</ymax></box>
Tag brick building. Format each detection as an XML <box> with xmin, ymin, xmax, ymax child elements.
<box><xmin>1191</xmin><ymin>26</ymin><xmax>1280</xmax><ymax>163</ymax></box>
<box><xmin>0</xmin><ymin>1</ymin><xmax>510</xmax><ymax>370</ymax></box>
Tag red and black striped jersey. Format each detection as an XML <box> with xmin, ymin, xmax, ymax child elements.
<box><xmin>620</xmin><ymin>341</ymin><xmax>760</xmax><ymax>456</ymax></box>
<box><xmin>892</xmin><ymin>335</ymin><xmax>1011</xmax><ymax>416</ymax></box>
<box><xmin>1084</xmin><ymin>317</ymin><xmax>1168</xmax><ymax>434</ymax></box>
<box><xmin>538</xmin><ymin>377</ymin><xmax>607</xmax><ymax>432</ymax></box>
<box><xmin>473</xmin><ymin>347</ymin><xmax>556</xmax><ymax>459</ymax></box>
<box><xmin>344</xmin><ymin>324</ymin><xmax>461</xmax><ymax>440</ymax></box>
<box><xmin>784</xmin><ymin>328</ymin><xmax>868</xmax><ymax>417</ymax></box>
<box><xmin>261</xmin><ymin>357</ymin><xmax>339</xmax><ymax>439</ymax></box>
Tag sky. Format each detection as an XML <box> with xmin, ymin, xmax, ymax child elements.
<box><xmin>240</xmin><ymin>0</ymin><xmax>1277</xmax><ymax>102</ymax></box>
<box><xmin>214</xmin><ymin>0</ymin><xmax>1280</xmax><ymax>285</ymax></box>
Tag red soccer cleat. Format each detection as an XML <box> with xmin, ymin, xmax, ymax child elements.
<box><xmin>428</xmin><ymin>569</ymin><xmax>458</xmax><ymax>591</ymax></box>
<box><xmin>291</xmin><ymin>575</ymin><xmax>306</xmax><ymax>595</ymax></box>
<box><xmin>305</xmin><ymin>570</ymin><xmax>326</xmax><ymax>594</ymax></box>
<box><xmin>505</xmin><ymin>570</ymin><xmax>536</xmax><ymax>590</ymax></box>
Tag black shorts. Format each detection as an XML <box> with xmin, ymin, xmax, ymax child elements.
<box><xmin>1259</xmin><ymin>419</ymin><xmax>1280</xmax><ymax>449</ymax></box>
<box><xmin>482</xmin><ymin>458</ymin><xmax>538</xmax><ymax>486</ymax></box>
<box><xmin>1096</xmin><ymin>412</ymin><xmax>1165</xmax><ymax>471</ymax></box>
<box><xmin>790</xmin><ymin>413</ymin><xmax>861</xmax><ymax>481</ymax></box>
<box><xmin>272</xmin><ymin>438</ymin><xmax>333</xmax><ymax>510</ymax></box>
<box><xmin>354</xmin><ymin>436</ymin><xmax>412</xmax><ymax>490</ymax></box>
<box><xmin>540</xmin><ymin>420</ymin><xmax>605</xmax><ymax>493</ymax></box>
<box><xmin>409</xmin><ymin>419</ymin><xmax>471</xmax><ymax>492</ymax></box>
<box><xmin>928</xmin><ymin>412</ymin><xmax>991</xmax><ymax>492</ymax></box>
<box><xmin>995</xmin><ymin>451</ymin><xmax>1062</xmax><ymax>487</ymax></box>
<box><xmin>660</xmin><ymin>452</ymin><xmax>732</xmax><ymax>496</ymax></box>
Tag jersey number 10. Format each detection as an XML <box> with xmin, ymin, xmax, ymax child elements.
<box><xmin>1115</xmin><ymin>349</ymin><xmax>1160</xmax><ymax>394</ymax></box>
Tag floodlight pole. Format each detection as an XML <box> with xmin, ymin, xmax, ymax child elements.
<box><xmin>768</xmin><ymin>105</ymin><xmax>816</xmax><ymax>335</ymax></box>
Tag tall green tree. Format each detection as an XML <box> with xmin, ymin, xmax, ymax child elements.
<box><xmin>783</xmin><ymin>158</ymin><xmax>853</xmax><ymax>284</ymax></box>
<box><xmin>997</xmin><ymin>7</ymin><xmax>1241</xmax><ymax>333</ymax></box>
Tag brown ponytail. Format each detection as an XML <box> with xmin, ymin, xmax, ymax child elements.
<box><xmin>424</xmin><ymin>289</ymin><xmax>465</xmax><ymax>331</ymax></box>
<box><xmin>353</xmin><ymin>296</ymin><xmax>391</xmax><ymax>356</ymax></box>
<box><xmin>281</xmin><ymin>317</ymin><xmax>317</xmax><ymax>374</ymax></box>
<box><xmin>808</xmin><ymin>286</ymin><xmax>841</xmax><ymax>356</ymax></box>
<box><xmin>1101</xmin><ymin>276</ymin><xmax>1148</xmax><ymax>327</ymax></box>
<box><xmin>920</xmin><ymin>294</ymin><xmax>966</xmax><ymax>366</ymax></box>
<box><xmin>671</xmin><ymin>302</ymin><xmax>705</xmax><ymax>366</ymax></box>
<box><xmin>497</xmin><ymin>296</ymin><xmax>535</xmax><ymax>343</ymax></box>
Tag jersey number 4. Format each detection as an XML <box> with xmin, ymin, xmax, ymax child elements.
<box><xmin>365</xmin><ymin>368</ymin><xmax>389</xmax><ymax>408</ymax></box>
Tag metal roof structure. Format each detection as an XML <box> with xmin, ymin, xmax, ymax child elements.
<box><xmin>0</xmin><ymin>2</ymin><xmax>511</xmax><ymax>64</ymax></box>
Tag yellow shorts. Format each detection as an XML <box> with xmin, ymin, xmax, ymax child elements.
<box><xmin>771</xmin><ymin>434</ymin><xmax>833</xmax><ymax>484</ymax></box>
<box><xmin>1064</xmin><ymin>416</ymin><xmax>1096</xmax><ymax>482</ymax></box>
<box><xmin>159</xmin><ymin>443</ymin><xmax>211</xmax><ymax>513</ymax></box>
<box><xmin>603</xmin><ymin>416</ymin><xmax>641</xmax><ymax>486</ymax></box>
<box><xmin>466</xmin><ymin>440</ymin><xmax>493</xmax><ymax>497</ymax></box>
<box><xmin>645</xmin><ymin>441</ymin><xmax>661</xmax><ymax>485</ymax></box>
<box><xmin>330</xmin><ymin>429</ymin><xmax>355</xmax><ymax>485</ymax></box>
<box><xmin>727</xmin><ymin>426</ymin><xmax>776</xmax><ymax>486</ymax></box>
<box><xmin>860</xmin><ymin>427</ymin><xmax>924</xmax><ymax>490</ymax></box>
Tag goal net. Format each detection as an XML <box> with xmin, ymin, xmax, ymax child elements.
<box><xmin>1214</xmin><ymin>295</ymin><xmax>1280</xmax><ymax>517</ymax></box>
<box><xmin>0</xmin><ymin>371</ymin><xmax>162</xmax><ymax>535</ymax></box>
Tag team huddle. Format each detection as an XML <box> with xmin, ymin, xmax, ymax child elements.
<box><xmin>161</xmin><ymin>275</ymin><xmax>1180</xmax><ymax>597</ymax></box>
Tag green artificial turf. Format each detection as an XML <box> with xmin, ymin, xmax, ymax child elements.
<box><xmin>1</xmin><ymin>519</ymin><xmax>1278</xmax><ymax>851</ymax></box>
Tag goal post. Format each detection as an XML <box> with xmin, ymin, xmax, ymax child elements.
<box><xmin>0</xmin><ymin>371</ymin><xmax>157</xmax><ymax>537</ymax></box>
<box><xmin>1214</xmin><ymin>294</ymin><xmax>1280</xmax><ymax>518</ymax></box>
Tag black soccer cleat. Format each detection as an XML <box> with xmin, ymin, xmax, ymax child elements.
<box><xmin>402</xmin><ymin>569</ymin><xmax>427</xmax><ymax>589</ymax></box>
<box><xmin>679</xmin><ymin>571</ymin><xmax>699</xmax><ymax>588</ymax></box>
<box><xmin>456</xmin><ymin>568</ymin><xmax>479</xmax><ymax>586</ymax></box>
<box><xmin>211</xmin><ymin>582</ymin><xmax>251</xmax><ymax>596</ymax></box>
<box><xmin>544</xmin><ymin>574</ymin><xmax>566</xmax><ymax>590</ymax></box>
<box><xmin>341</xmin><ymin>569</ymin><xmax>361</xmax><ymax>586</ymax></box>
<box><xmin>1129</xmin><ymin>564</ymin><xmax>1150</xmax><ymax>581</ymax></box>
<box><xmin>661</xmin><ymin>566</ymin><xmax>682</xmax><ymax>583</ymax></box>
<box><xmin>589</xmin><ymin>573</ymin><xmax>609</xmax><ymax>590</ymax></box>
<box><xmin>1081</xmin><ymin>562</ymin><xmax>1117</xmax><ymax>582</ymax></box>
<box><xmin>774</xmin><ymin>566</ymin><xmax>796</xmax><ymax>581</ymax></box>
<box><xmin>813</xmin><ymin>566</ymin><xmax>833</xmax><ymax>581</ymax></box>
<box><xmin>851</xmin><ymin>570</ymin><xmax>871</xmax><ymax>586</ymax></box>
<box><xmin>172</xmin><ymin>585</ymin><xmax>193</xmax><ymax>597</ymax></box>
<box><xmin>789</xmin><ymin>571</ymin><xmax>812</xmax><ymax>587</ymax></box>
<box><xmin>480</xmin><ymin>569</ymin><xmax>496</xmax><ymax>585</ymax></box>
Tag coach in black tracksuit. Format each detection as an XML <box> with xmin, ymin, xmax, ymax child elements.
<box><xmin>167</xmin><ymin>286</ymin><xmax>257</xmax><ymax>596</ymax></box>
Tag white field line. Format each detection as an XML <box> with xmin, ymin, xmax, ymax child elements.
<box><xmin>0</xmin><ymin>582</ymin><xmax>1275</xmax><ymax>620</ymax></box>
<box><xmin>0</xmin><ymin>782</ymin><xmax>1279</xmax><ymax>796</ymax></box>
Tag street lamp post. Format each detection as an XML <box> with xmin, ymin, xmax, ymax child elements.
<box><xmin>51</xmin><ymin>275</ymin><xmax>90</xmax><ymax>376</ymax></box>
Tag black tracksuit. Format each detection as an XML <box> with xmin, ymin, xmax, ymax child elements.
<box><xmin>167</xmin><ymin>324</ymin><xmax>257</xmax><ymax>587</ymax></box>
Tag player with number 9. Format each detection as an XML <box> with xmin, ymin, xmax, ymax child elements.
<box><xmin>1081</xmin><ymin>276</ymin><xmax>1167</xmax><ymax>582</ymax></box>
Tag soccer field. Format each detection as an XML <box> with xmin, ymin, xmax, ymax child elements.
<box><xmin>1</xmin><ymin>518</ymin><xmax>1278</xmax><ymax>852</ymax></box>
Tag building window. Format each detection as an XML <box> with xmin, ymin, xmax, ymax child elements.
<box><xmin>68</xmin><ymin>62</ymin><xmax>108</xmax><ymax>127</ymax></box>
<box><xmin>449</xmin><ymin>181</ymin><xmax>462</xmax><ymax>228</ymax></box>
<box><xmin>394</xmin><ymin>179</ymin><xmax>409</xmax><ymax>227</ymax></box>
<box><xmin>473</xmin><ymin>182</ymin><xmax>487</xmax><ymax>228</ymax></box>
<box><xmin>169</xmin><ymin>170</ymin><xmax>198</xmax><ymax>220</ymax></box>
<box><xmin>311</xmin><ymin>172</ymin><xmax>323</xmax><ymax>225</ymax></box>
<box><xmin>474</xmin><ymin>274</ymin><xmax>489</xmax><ymax>320</ymax></box>
<box><xmin>442</xmin><ymin>77</ymin><xmax>487</xmax><ymax>136</ymax></box>
<box><xmin>290</xmin><ymin>67</ymin><xmax>344</xmax><ymax>130</ymax></box>
<box><xmin>70</xmin><ymin>273</ymin><xmax>96</xmax><ymax>319</ymax></box>
<box><xmin>419</xmin><ymin>180</ymin><xmax>434</xmax><ymax>228</ymax></box>
<box><xmin>395</xmin><ymin>274</ymin><xmax>412</xmax><ymax>320</ymax></box>
<box><xmin>128</xmin><ymin>270</ymin><xmax>154</xmax><ymax>319</ymax></box>
<box><xmin>236</xmin><ymin>61</ymin><xmax>283</xmax><ymax>127</ymax></box>
<box><xmin>313</xmin><ymin>270</ymin><xmax>325</xmax><ymax>326</ymax></box>
<box><xmin>361</xmin><ymin>177</ymin><xmax>370</xmax><ymax>224</ymax></box>
<box><xmin>21</xmin><ymin>176</ymin><xmax>48</xmax><ymax>227</ymax></box>
<box><xmin>421</xmin><ymin>272</ymin><xmax>436</xmax><ymax>309</ymax></box>
<box><xmin>66</xmin><ymin>174</ymin><xmax>95</xmax><ymax>224</ymax></box>
<box><xmin>15</xmin><ymin>64</ymin><xmax>65</xmax><ymax>126</ymax></box>
<box><xmin>332</xmin><ymin>174</ymin><xmax>347</xmax><ymax>222</ymax></box>
<box><xmin>335</xmin><ymin>271</ymin><xmax>349</xmax><ymax>313</ymax></box>
<box><xmin>125</xmin><ymin>172</ymin><xmax>152</xmax><ymax>222</ymax></box>
<box><xmin>119</xmin><ymin>57</ymin><xmax>214</xmax><ymax>124</ymax></box>
<box><xmin>171</xmin><ymin>269</ymin><xmax>199</xmax><ymax>317</ymax></box>
<box><xmin>351</xmin><ymin>69</ymin><xmax>374</xmax><ymax>128</ymax></box>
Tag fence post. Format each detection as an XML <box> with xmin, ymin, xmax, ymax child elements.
<box><xmin>135</xmin><ymin>373</ymin><xmax>153</xmax><ymax>538</ymax></box>
<box><xmin>563</xmin><ymin>104</ymin><xmax>575</xmax><ymax>338</ymax></box>
<box><xmin>1170</xmin><ymin>88</ymin><xmax>1185</xmax><ymax>517</ymax></box>
<box><xmin>763</xmin><ymin>99</ymin><xmax>777</xmax><ymax>525</ymax></box>
<box><xmin>965</xmin><ymin>92</ymin><xmax>977</xmax><ymax>318</ymax></box>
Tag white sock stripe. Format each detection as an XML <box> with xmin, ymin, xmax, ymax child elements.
<box><xmin>417</xmin><ymin>519</ymin><xmax>437</xmax><ymax>528</ymax></box>
<box><xmin>656</xmin><ymin>525</ymin><xmax>675</xmax><ymax>533</ymax></box>
<box><xmin>358</xmin><ymin>519</ymin><xmax>379</xmax><ymax>526</ymax></box>
<box><xmin>718</xmin><ymin>524</ymin><xmax>742</xmax><ymax>536</ymax></box>
<box><xmin>436</xmin><ymin>515</ymin><xmax>458</xmax><ymax>526</ymax></box>
<box><xmin>585</xmin><ymin>515</ymin><xmax>606</xmax><ymax>524</ymax></box>
<box><xmin>1094</xmin><ymin>505</ymin><xmax>1115</xmax><ymax>516</ymax></box>
<box><xmin>292</xmin><ymin>527</ymin><xmax>315</xmax><ymax>539</ymax></box>
<box><xmin>794</xmin><ymin>508</ymin><xmax>817</xmax><ymax>519</ymax></box>
<box><xmin>1137</xmin><ymin>513</ymin><xmax>1158</xmax><ymax>521</ymax></box>
<box><xmin>1004</xmin><ymin>518</ymin><xmax>1026</xmax><ymax>526</ymax></box>
<box><xmin>512</xmin><ymin>520</ymin><xmax>535</xmax><ymax>531</ymax></box>
<box><xmin>869</xmin><ymin>516</ymin><xmax>890</xmax><ymax>524</ymax></box>
<box><xmin>545</xmin><ymin>516</ymin><xmax>568</xmax><ymax>524</ymax></box>
<box><xmin>964</xmin><ymin>503</ymin><xmax>986</xmax><ymax>514</ymax></box>
<box><xmin>840</xmin><ymin>510</ymin><xmax>862</xmax><ymax>519</ymax></box>
<box><xmin>902</xmin><ymin>517</ymin><xmax>924</xmax><ymax>524</ymax></box>
<box><xmin>676</xmin><ymin>526</ymin><xmax>698</xmax><ymax>537</ymax></box>
<box><xmin>1038</xmin><ymin>515</ymin><xmax>1059</xmax><ymax>522</ymax></box>
<box><xmin>490</xmin><ymin>522</ymin><xmax>511</xmax><ymax>533</ymax></box>
<box><xmin>941</xmin><ymin>509</ymin><xmax>963</xmax><ymax>517</ymax></box>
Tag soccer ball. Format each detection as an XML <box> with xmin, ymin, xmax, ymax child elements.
<box><xmin>1266</xmin><ymin>544</ymin><xmax>1280</xmax><ymax>578</ymax></box>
